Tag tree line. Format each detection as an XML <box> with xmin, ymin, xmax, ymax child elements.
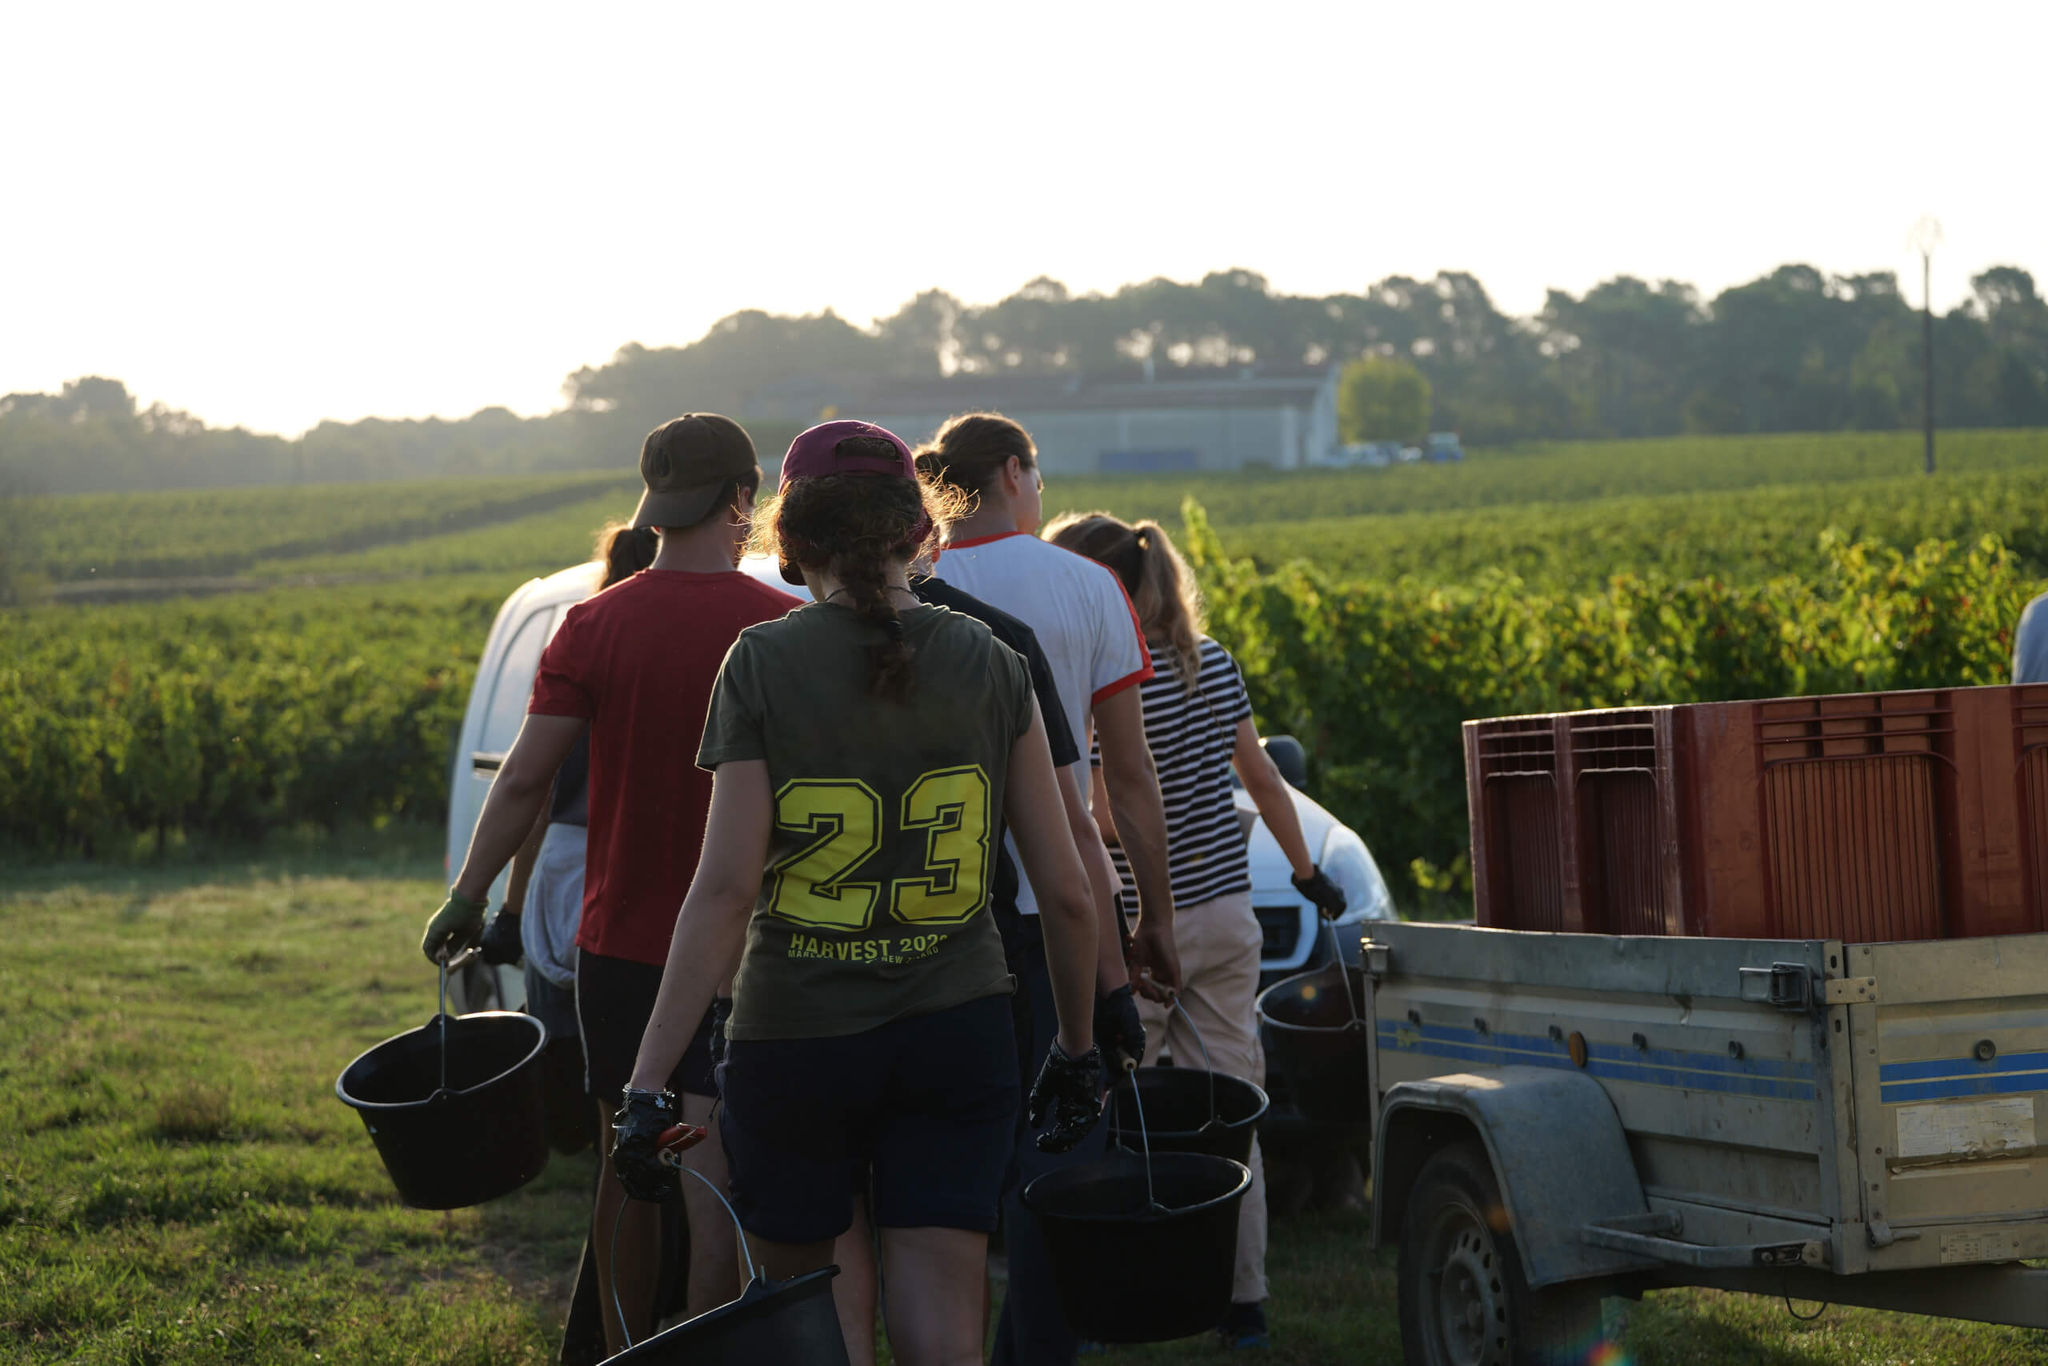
<box><xmin>5</xmin><ymin>262</ymin><xmax>2045</xmax><ymax>496</ymax></box>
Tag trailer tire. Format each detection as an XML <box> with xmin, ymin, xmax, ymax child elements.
<box><xmin>1397</xmin><ymin>1142</ymin><xmax>1603</xmax><ymax>1366</ymax></box>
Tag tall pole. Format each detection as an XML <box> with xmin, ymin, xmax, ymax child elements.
<box><xmin>1909</xmin><ymin>216</ymin><xmax>1942</xmax><ymax>476</ymax></box>
<box><xmin>1922</xmin><ymin>249</ymin><xmax>1935</xmax><ymax>475</ymax></box>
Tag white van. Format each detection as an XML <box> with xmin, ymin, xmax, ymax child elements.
<box><xmin>444</xmin><ymin>555</ymin><xmax>1395</xmax><ymax>1010</ymax></box>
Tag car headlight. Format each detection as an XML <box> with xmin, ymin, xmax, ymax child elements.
<box><xmin>1319</xmin><ymin>824</ymin><xmax>1393</xmax><ymax>923</ymax></box>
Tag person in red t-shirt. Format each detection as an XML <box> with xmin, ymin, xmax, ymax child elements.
<box><xmin>422</xmin><ymin>412</ymin><xmax>799</xmax><ymax>1353</ymax></box>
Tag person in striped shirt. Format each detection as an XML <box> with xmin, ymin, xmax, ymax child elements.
<box><xmin>1048</xmin><ymin>511</ymin><xmax>1349</xmax><ymax>1351</ymax></box>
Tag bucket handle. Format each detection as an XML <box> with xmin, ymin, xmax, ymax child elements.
<box><xmin>1319</xmin><ymin>916</ymin><xmax>1365</xmax><ymax>1026</ymax></box>
<box><xmin>1165</xmin><ymin>990</ymin><xmax>1222</xmax><ymax>1132</ymax></box>
<box><xmin>428</xmin><ymin>947</ymin><xmax>488</xmax><ymax>1096</ymax></box>
<box><xmin>1117</xmin><ymin>1054</ymin><xmax>1165</xmax><ymax>1215</ymax></box>
<box><xmin>609</xmin><ymin>1139</ymin><xmax>762</xmax><ymax>1349</ymax></box>
<box><xmin>436</xmin><ymin>958</ymin><xmax>449</xmax><ymax>1095</ymax></box>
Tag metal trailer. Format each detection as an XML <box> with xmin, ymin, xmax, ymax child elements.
<box><xmin>1362</xmin><ymin>921</ymin><xmax>2048</xmax><ymax>1366</ymax></box>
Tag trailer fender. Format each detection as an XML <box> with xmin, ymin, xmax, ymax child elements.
<box><xmin>1373</xmin><ymin>1066</ymin><xmax>1655</xmax><ymax>1288</ymax></box>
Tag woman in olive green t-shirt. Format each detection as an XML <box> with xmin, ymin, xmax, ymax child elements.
<box><xmin>611</xmin><ymin>421</ymin><xmax>1104</xmax><ymax>1365</ymax></box>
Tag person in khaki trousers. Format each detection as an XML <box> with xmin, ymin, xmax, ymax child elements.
<box><xmin>1049</xmin><ymin>513</ymin><xmax>1350</xmax><ymax>1351</ymax></box>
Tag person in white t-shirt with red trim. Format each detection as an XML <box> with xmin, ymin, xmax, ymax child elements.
<box><xmin>917</xmin><ymin>411</ymin><xmax>1180</xmax><ymax>1366</ymax></box>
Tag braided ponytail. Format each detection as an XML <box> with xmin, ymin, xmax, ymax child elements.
<box><xmin>768</xmin><ymin>461</ymin><xmax>939</xmax><ymax>704</ymax></box>
<box><xmin>833</xmin><ymin>526</ymin><xmax>917</xmax><ymax>703</ymax></box>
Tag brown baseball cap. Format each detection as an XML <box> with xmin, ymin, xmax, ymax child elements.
<box><xmin>630</xmin><ymin>413</ymin><xmax>759</xmax><ymax>530</ymax></box>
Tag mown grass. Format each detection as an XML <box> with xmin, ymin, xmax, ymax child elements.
<box><xmin>0</xmin><ymin>848</ymin><xmax>591</xmax><ymax>1363</ymax></box>
<box><xmin>5</xmin><ymin>851</ymin><xmax>2047</xmax><ymax>1363</ymax></box>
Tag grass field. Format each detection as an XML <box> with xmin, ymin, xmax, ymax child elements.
<box><xmin>21</xmin><ymin>428</ymin><xmax>2047</xmax><ymax>595</ymax></box>
<box><xmin>235</xmin><ymin>458</ymin><xmax>2048</xmax><ymax>596</ymax></box>
<box><xmin>6</xmin><ymin>845</ymin><xmax>2048</xmax><ymax>1365</ymax></box>
<box><xmin>1049</xmin><ymin>428</ymin><xmax>2048</xmax><ymax>527</ymax></box>
<box><xmin>8</xmin><ymin>427</ymin><xmax>2045</xmax><ymax>870</ymax></box>
<box><xmin>1214</xmin><ymin>466</ymin><xmax>2048</xmax><ymax>589</ymax></box>
<box><xmin>20</xmin><ymin>472</ymin><xmax>634</xmax><ymax>584</ymax></box>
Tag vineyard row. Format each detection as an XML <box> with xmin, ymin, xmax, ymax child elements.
<box><xmin>7</xmin><ymin>521</ymin><xmax>2042</xmax><ymax>900</ymax></box>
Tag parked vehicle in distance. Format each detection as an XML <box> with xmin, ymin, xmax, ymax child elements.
<box><xmin>1426</xmin><ymin>431</ymin><xmax>1464</xmax><ymax>461</ymax></box>
<box><xmin>1326</xmin><ymin>442</ymin><xmax>1394</xmax><ymax>469</ymax></box>
<box><xmin>443</xmin><ymin>556</ymin><xmax>1398</xmax><ymax>1013</ymax></box>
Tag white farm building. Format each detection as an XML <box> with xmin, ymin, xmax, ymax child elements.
<box><xmin>752</xmin><ymin>367</ymin><xmax>1341</xmax><ymax>476</ymax></box>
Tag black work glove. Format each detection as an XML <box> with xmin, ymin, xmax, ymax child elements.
<box><xmin>1027</xmin><ymin>1041</ymin><xmax>1105</xmax><ymax>1154</ymax></box>
<box><xmin>1293</xmin><ymin>865</ymin><xmax>1349</xmax><ymax>921</ymax></box>
<box><xmin>1094</xmin><ymin>984</ymin><xmax>1146</xmax><ymax>1069</ymax></box>
<box><xmin>478</xmin><ymin>907</ymin><xmax>524</xmax><ymax>966</ymax></box>
<box><xmin>609</xmin><ymin>1088</ymin><xmax>681</xmax><ymax>1204</ymax></box>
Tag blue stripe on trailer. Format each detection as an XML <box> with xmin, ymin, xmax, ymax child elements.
<box><xmin>1388</xmin><ymin>1020</ymin><xmax>1815</xmax><ymax>1082</ymax></box>
<box><xmin>1376</xmin><ymin>1022</ymin><xmax>1819</xmax><ymax>1101</ymax></box>
<box><xmin>1879</xmin><ymin>1050</ymin><xmax>2048</xmax><ymax>1083</ymax></box>
<box><xmin>1880</xmin><ymin>1070</ymin><xmax>2048</xmax><ymax>1104</ymax></box>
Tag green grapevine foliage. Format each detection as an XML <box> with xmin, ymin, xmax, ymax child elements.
<box><xmin>1184</xmin><ymin>503</ymin><xmax>2042</xmax><ymax>903</ymax></box>
<box><xmin>8</xmin><ymin>430</ymin><xmax>2045</xmax><ymax>891</ymax></box>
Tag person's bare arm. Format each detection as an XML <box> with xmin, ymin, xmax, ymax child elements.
<box><xmin>1058</xmin><ymin>762</ymin><xmax>1129</xmax><ymax>994</ymax></box>
<box><xmin>1232</xmin><ymin>718</ymin><xmax>1317</xmax><ymax>880</ymax></box>
<box><xmin>1010</xmin><ymin>706</ymin><xmax>1098</xmax><ymax>1057</ymax></box>
<box><xmin>628</xmin><ymin>761</ymin><xmax>773</xmax><ymax>1091</ymax></box>
<box><xmin>1092</xmin><ymin>685</ymin><xmax>1181</xmax><ymax>992</ymax></box>
<box><xmin>1087</xmin><ymin>759</ymin><xmax>1117</xmax><ymax>845</ymax></box>
<box><xmin>452</xmin><ymin>714</ymin><xmax>586</xmax><ymax>902</ymax></box>
<box><xmin>499</xmin><ymin>796</ymin><xmax>553</xmax><ymax>916</ymax></box>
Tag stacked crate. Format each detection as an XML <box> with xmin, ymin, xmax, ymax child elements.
<box><xmin>1464</xmin><ymin>684</ymin><xmax>2048</xmax><ymax>942</ymax></box>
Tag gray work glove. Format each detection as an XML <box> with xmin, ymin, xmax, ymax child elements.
<box><xmin>421</xmin><ymin>890</ymin><xmax>489</xmax><ymax>964</ymax></box>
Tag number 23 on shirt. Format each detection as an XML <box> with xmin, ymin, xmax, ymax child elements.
<box><xmin>766</xmin><ymin>766</ymin><xmax>991</xmax><ymax>931</ymax></box>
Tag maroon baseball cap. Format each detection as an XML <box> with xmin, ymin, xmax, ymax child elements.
<box><xmin>777</xmin><ymin>419</ymin><xmax>919</xmax><ymax>488</ymax></box>
<box><xmin>776</xmin><ymin>420</ymin><xmax>929</xmax><ymax>585</ymax></box>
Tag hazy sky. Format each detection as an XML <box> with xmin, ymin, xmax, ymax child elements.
<box><xmin>6</xmin><ymin>1</ymin><xmax>2042</xmax><ymax>436</ymax></box>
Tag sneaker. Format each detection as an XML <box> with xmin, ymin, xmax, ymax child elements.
<box><xmin>1218</xmin><ymin>1301</ymin><xmax>1269</xmax><ymax>1349</ymax></box>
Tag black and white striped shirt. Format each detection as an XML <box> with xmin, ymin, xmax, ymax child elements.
<box><xmin>1094</xmin><ymin>636</ymin><xmax>1255</xmax><ymax>910</ymax></box>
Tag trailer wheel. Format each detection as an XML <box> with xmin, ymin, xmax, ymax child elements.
<box><xmin>1397</xmin><ymin>1142</ymin><xmax>1602</xmax><ymax>1366</ymax></box>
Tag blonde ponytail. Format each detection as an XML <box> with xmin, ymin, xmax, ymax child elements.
<box><xmin>1044</xmin><ymin>512</ymin><xmax>1206</xmax><ymax>694</ymax></box>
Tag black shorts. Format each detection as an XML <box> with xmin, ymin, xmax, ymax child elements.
<box><xmin>719</xmin><ymin>993</ymin><xmax>1018</xmax><ymax>1244</ymax></box>
<box><xmin>576</xmin><ymin>950</ymin><xmax>722</xmax><ymax>1105</ymax></box>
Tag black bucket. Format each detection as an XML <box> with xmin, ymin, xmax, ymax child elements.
<box><xmin>1108</xmin><ymin>1067</ymin><xmax>1269</xmax><ymax>1165</ymax></box>
<box><xmin>1025</xmin><ymin>1151</ymin><xmax>1251</xmax><ymax>1343</ymax></box>
<box><xmin>1257</xmin><ymin>963</ymin><xmax>1373</xmax><ymax>1125</ymax></box>
<box><xmin>608</xmin><ymin>1267</ymin><xmax>847</xmax><ymax>1365</ymax></box>
<box><xmin>335</xmin><ymin>1010</ymin><xmax>549</xmax><ymax>1209</ymax></box>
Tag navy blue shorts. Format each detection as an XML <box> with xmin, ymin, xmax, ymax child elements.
<box><xmin>576</xmin><ymin>950</ymin><xmax>722</xmax><ymax>1105</ymax></box>
<box><xmin>719</xmin><ymin>993</ymin><xmax>1018</xmax><ymax>1244</ymax></box>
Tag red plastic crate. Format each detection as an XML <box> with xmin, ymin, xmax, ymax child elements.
<box><xmin>1465</xmin><ymin>684</ymin><xmax>2048</xmax><ymax>943</ymax></box>
<box><xmin>2018</xmin><ymin>685</ymin><xmax>2048</xmax><ymax>934</ymax></box>
<box><xmin>1464</xmin><ymin>715</ymin><xmax>1569</xmax><ymax>932</ymax></box>
<box><xmin>1568</xmin><ymin>709</ymin><xmax>1682</xmax><ymax>937</ymax></box>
